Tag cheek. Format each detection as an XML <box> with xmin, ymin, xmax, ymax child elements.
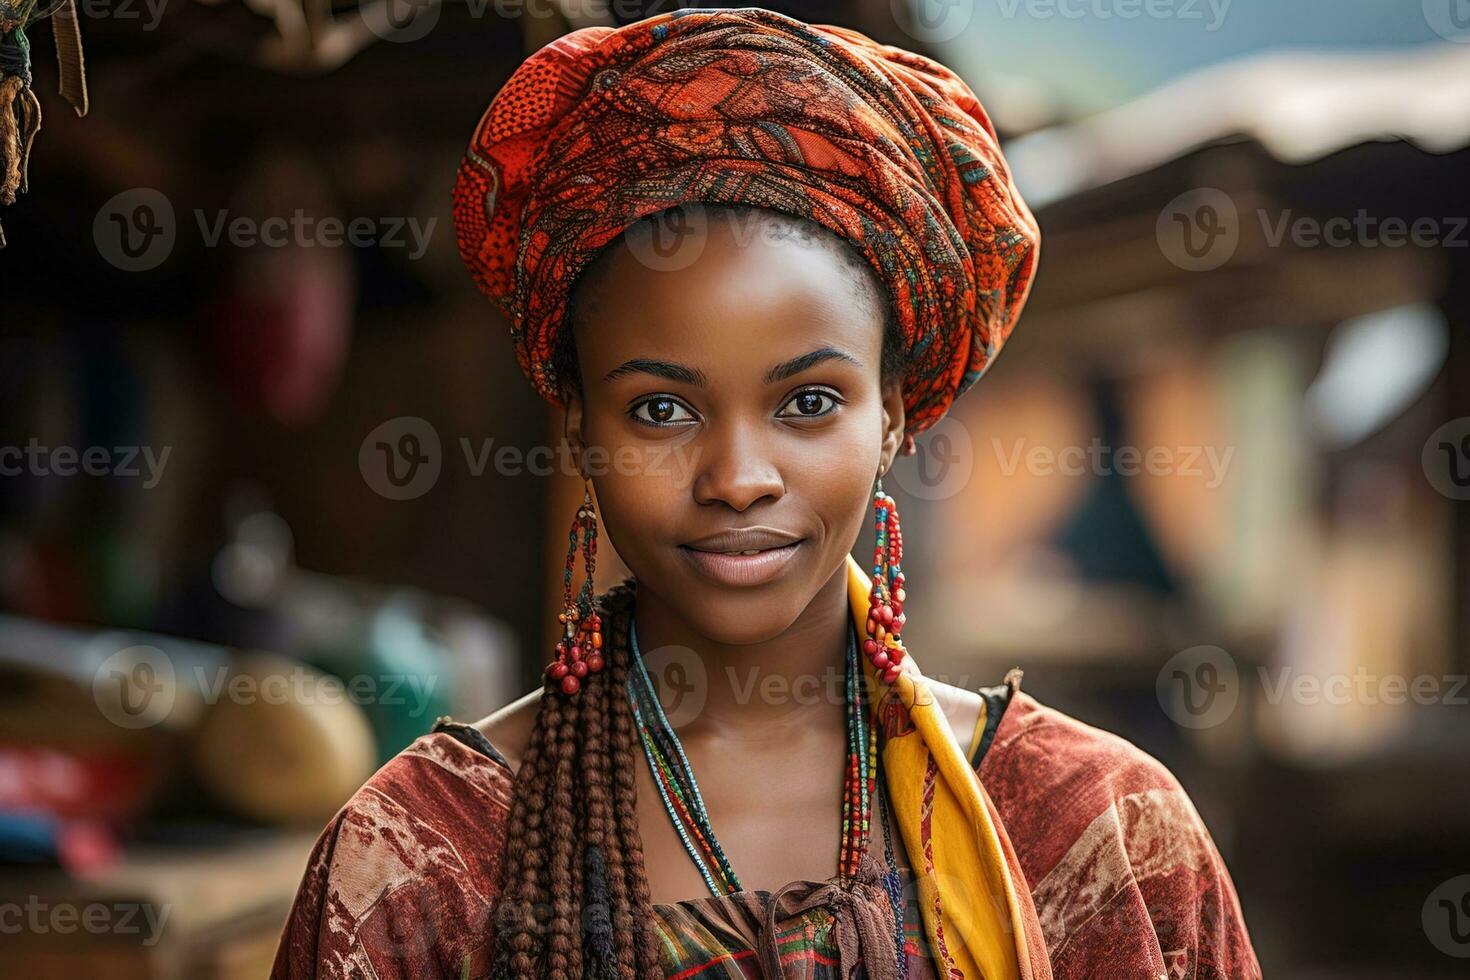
<box><xmin>791</xmin><ymin>416</ymin><xmax>882</xmax><ymax>548</ymax></box>
<box><xmin>580</xmin><ymin>413</ymin><xmax>693</xmax><ymax>557</ymax></box>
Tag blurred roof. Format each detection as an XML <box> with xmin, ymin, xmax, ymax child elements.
<box><xmin>1004</xmin><ymin>42</ymin><xmax>1470</xmax><ymax>209</ymax></box>
<box><xmin>934</xmin><ymin>0</ymin><xmax>1450</xmax><ymax>117</ymax></box>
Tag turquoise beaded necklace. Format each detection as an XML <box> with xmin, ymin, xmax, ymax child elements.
<box><xmin>626</xmin><ymin>619</ymin><xmax>884</xmax><ymax>892</ymax></box>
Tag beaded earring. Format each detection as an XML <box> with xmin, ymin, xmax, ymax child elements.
<box><xmin>863</xmin><ymin>477</ymin><xmax>907</xmax><ymax>684</ymax></box>
<box><xmin>547</xmin><ymin>482</ymin><xmax>605</xmax><ymax>696</ymax></box>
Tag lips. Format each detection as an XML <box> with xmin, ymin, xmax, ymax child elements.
<box><xmin>682</xmin><ymin>527</ymin><xmax>802</xmax><ymax>553</ymax></box>
<box><xmin>679</xmin><ymin>526</ymin><xmax>805</xmax><ymax>587</ymax></box>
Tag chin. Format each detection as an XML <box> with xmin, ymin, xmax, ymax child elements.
<box><xmin>699</xmin><ymin>597</ymin><xmax>807</xmax><ymax>646</ymax></box>
<box><xmin>637</xmin><ymin>570</ymin><xmax>815</xmax><ymax>646</ymax></box>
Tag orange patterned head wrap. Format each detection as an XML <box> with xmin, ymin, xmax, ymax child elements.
<box><xmin>452</xmin><ymin>7</ymin><xmax>1040</xmax><ymax>435</ymax></box>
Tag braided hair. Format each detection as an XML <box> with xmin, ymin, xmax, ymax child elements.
<box><xmin>490</xmin><ymin>581</ymin><xmax>663</xmax><ymax>980</ymax></box>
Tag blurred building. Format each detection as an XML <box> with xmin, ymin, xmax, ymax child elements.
<box><xmin>1</xmin><ymin>2</ymin><xmax>1466</xmax><ymax>976</ymax></box>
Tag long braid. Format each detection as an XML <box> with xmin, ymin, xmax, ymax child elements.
<box><xmin>603</xmin><ymin>587</ymin><xmax>663</xmax><ymax>977</ymax></box>
<box><xmin>490</xmin><ymin>579</ymin><xmax>661</xmax><ymax>979</ymax></box>
<box><xmin>491</xmin><ymin>681</ymin><xmax>558</xmax><ymax>977</ymax></box>
<box><xmin>579</xmin><ymin>587</ymin><xmax>627</xmax><ymax>980</ymax></box>
<box><xmin>545</xmin><ymin>682</ymin><xmax>583</xmax><ymax>979</ymax></box>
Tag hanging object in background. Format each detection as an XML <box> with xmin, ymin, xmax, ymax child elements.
<box><xmin>0</xmin><ymin>0</ymin><xmax>87</xmax><ymax>248</ymax></box>
<box><xmin>209</xmin><ymin>150</ymin><xmax>353</xmax><ymax>426</ymax></box>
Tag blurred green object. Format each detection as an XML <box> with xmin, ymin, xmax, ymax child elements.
<box><xmin>308</xmin><ymin>593</ymin><xmax>452</xmax><ymax>765</ymax></box>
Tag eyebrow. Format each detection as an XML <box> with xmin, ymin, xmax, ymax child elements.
<box><xmin>601</xmin><ymin>347</ymin><xmax>862</xmax><ymax>387</ymax></box>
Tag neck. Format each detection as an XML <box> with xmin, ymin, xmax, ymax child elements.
<box><xmin>629</xmin><ymin>561</ymin><xmax>854</xmax><ymax>744</ymax></box>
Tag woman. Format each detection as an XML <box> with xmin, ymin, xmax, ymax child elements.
<box><xmin>273</xmin><ymin>8</ymin><xmax>1260</xmax><ymax>979</ymax></box>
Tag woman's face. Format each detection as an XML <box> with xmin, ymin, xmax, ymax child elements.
<box><xmin>564</xmin><ymin>209</ymin><xmax>905</xmax><ymax>645</ymax></box>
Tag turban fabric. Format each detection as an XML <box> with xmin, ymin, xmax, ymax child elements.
<box><xmin>452</xmin><ymin>6</ymin><xmax>1040</xmax><ymax>435</ymax></box>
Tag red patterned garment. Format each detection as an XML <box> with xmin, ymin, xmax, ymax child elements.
<box><xmin>271</xmin><ymin>679</ymin><xmax>1261</xmax><ymax>979</ymax></box>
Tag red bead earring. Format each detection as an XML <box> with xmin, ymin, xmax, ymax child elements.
<box><xmin>863</xmin><ymin>477</ymin><xmax>907</xmax><ymax>684</ymax></box>
<box><xmin>547</xmin><ymin>482</ymin><xmax>605</xmax><ymax>696</ymax></box>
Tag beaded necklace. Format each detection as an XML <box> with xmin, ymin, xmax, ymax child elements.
<box><xmin>627</xmin><ymin>620</ymin><xmax>895</xmax><ymax>899</ymax></box>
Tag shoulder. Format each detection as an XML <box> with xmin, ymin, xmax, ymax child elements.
<box><xmin>980</xmin><ymin>688</ymin><xmax>1211</xmax><ymax>877</ymax></box>
<box><xmin>981</xmin><ymin>688</ymin><xmax>1186</xmax><ymax>809</ymax></box>
<box><xmin>272</xmin><ymin>731</ymin><xmax>516</xmax><ymax>979</ymax></box>
<box><xmin>469</xmin><ymin>685</ymin><xmax>543</xmax><ymax>776</ymax></box>
<box><xmin>307</xmin><ymin>728</ymin><xmax>517</xmax><ymax>901</ymax></box>
<box><xmin>980</xmin><ymin>690</ymin><xmax>1261</xmax><ymax>979</ymax></box>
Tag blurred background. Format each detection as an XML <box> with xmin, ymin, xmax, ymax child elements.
<box><xmin>1</xmin><ymin>0</ymin><xmax>1468</xmax><ymax>976</ymax></box>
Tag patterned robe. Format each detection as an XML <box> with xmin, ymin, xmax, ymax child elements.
<box><xmin>270</xmin><ymin>678</ymin><xmax>1261</xmax><ymax>979</ymax></box>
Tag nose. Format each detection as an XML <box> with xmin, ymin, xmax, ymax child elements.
<box><xmin>691</xmin><ymin>420</ymin><xmax>785</xmax><ymax>512</ymax></box>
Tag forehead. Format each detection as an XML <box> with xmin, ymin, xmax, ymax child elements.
<box><xmin>571</xmin><ymin>211</ymin><xmax>886</xmax><ymax>372</ymax></box>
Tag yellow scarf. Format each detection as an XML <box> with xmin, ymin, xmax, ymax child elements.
<box><xmin>845</xmin><ymin>555</ymin><xmax>1049</xmax><ymax>980</ymax></box>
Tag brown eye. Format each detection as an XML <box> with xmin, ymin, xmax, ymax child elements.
<box><xmin>777</xmin><ymin>389</ymin><xmax>839</xmax><ymax>419</ymax></box>
<box><xmin>630</xmin><ymin>396</ymin><xmax>695</xmax><ymax>427</ymax></box>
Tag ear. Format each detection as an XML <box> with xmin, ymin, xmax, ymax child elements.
<box><xmin>561</xmin><ymin>384</ymin><xmax>587</xmax><ymax>477</ymax></box>
<box><xmin>878</xmin><ymin>377</ymin><xmax>906</xmax><ymax>478</ymax></box>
